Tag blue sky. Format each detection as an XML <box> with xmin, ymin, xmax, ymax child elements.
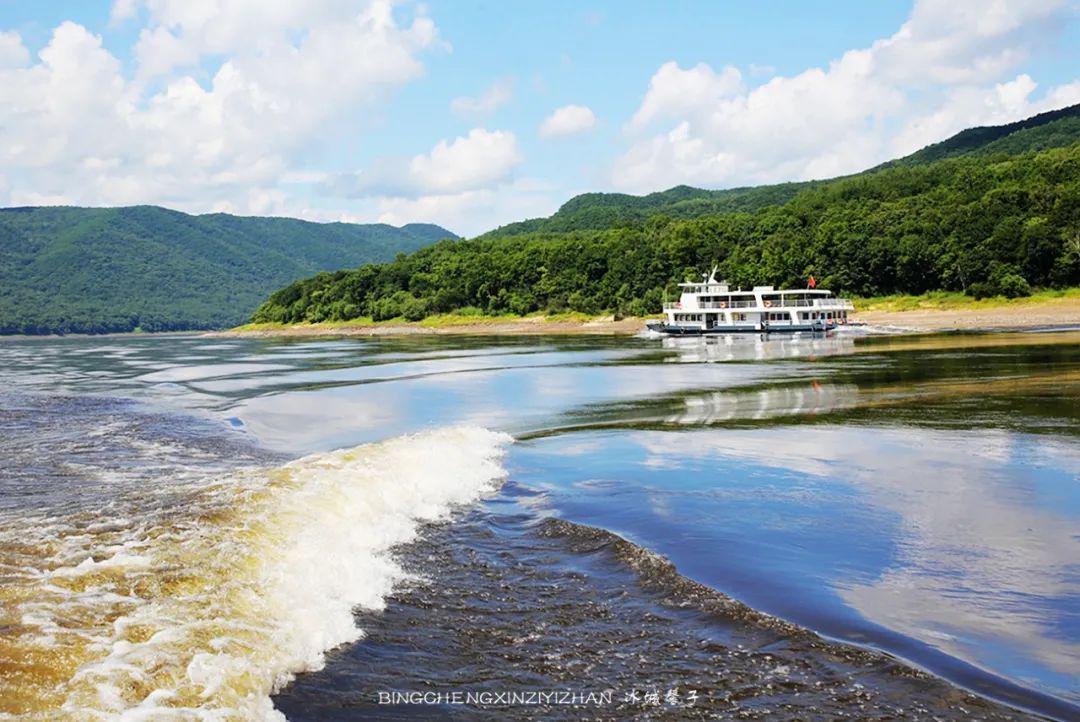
<box><xmin>1</xmin><ymin>1</ymin><xmax>1078</xmax><ymax>235</ymax></box>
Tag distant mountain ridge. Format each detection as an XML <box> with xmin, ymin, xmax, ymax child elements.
<box><xmin>483</xmin><ymin>102</ymin><xmax>1080</xmax><ymax>238</ymax></box>
<box><xmin>878</xmin><ymin>102</ymin><xmax>1080</xmax><ymax>168</ymax></box>
<box><xmin>0</xmin><ymin>205</ymin><xmax>455</xmax><ymax>334</ymax></box>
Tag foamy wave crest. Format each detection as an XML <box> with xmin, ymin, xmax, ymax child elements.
<box><xmin>0</xmin><ymin>426</ymin><xmax>511</xmax><ymax>720</ymax></box>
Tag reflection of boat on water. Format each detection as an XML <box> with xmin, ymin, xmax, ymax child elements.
<box><xmin>648</xmin><ymin>268</ymin><xmax>854</xmax><ymax>335</ymax></box>
<box><xmin>662</xmin><ymin>331</ymin><xmax>856</xmax><ymax>363</ymax></box>
<box><xmin>669</xmin><ymin>383</ymin><xmax>861</xmax><ymax>425</ymax></box>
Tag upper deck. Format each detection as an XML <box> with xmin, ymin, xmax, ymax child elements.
<box><xmin>663</xmin><ymin>283</ymin><xmax>853</xmax><ymax>311</ymax></box>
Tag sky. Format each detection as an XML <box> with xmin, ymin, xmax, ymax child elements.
<box><xmin>0</xmin><ymin>1</ymin><xmax>1078</xmax><ymax>236</ymax></box>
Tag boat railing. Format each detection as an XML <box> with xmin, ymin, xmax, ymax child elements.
<box><xmin>666</xmin><ymin>297</ymin><xmax>853</xmax><ymax>311</ymax></box>
<box><xmin>812</xmin><ymin>298</ymin><xmax>854</xmax><ymax>309</ymax></box>
<box><xmin>699</xmin><ymin>300</ymin><xmax>757</xmax><ymax>309</ymax></box>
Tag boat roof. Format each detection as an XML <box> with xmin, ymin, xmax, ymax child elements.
<box><xmin>677</xmin><ymin>283</ymin><xmax>833</xmax><ymax>295</ymax></box>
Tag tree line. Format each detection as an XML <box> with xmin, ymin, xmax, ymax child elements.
<box><xmin>254</xmin><ymin>143</ymin><xmax>1080</xmax><ymax>325</ymax></box>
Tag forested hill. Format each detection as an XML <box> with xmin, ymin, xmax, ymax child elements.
<box><xmin>879</xmin><ymin>102</ymin><xmax>1080</xmax><ymax>168</ymax></box>
<box><xmin>482</xmin><ymin>103</ymin><xmax>1080</xmax><ymax>238</ymax></box>
<box><xmin>254</xmin><ymin>140</ymin><xmax>1080</xmax><ymax>325</ymax></box>
<box><xmin>481</xmin><ymin>181</ymin><xmax>818</xmax><ymax>236</ymax></box>
<box><xmin>0</xmin><ymin>206</ymin><xmax>455</xmax><ymax>334</ymax></box>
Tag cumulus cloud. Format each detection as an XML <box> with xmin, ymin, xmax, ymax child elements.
<box><xmin>451</xmin><ymin>77</ymin><xmax>514</xmax><ymax>116</ymax></box>
<box><xmin>374</xmin><ymin>178</ymin><xmax>559</xmax><ymax>237</ymax></box>
<box><xmin>320</xmin><ymin>130</ymin><xmax>543</xmax><ymax>235</ymax></box>
<box><xmin>539</xmin><ymin>104</ymin><xmax>597</xmax><ymax>138</ymax></box>
<box><xmin>410</xmin><ymin>129</ymin><xmax>522</xmax><ymax>193</ymax></box>
<box><xmin>109</xmin><ymin>0</ymin><xmax>140</xmax><ymax>25</ymax></box>
<box><xmin>628</xmin><ymin>62</ymin><xmax>743</xmax><ymax>131</ymax></box>
<box><xmin>0</xmin><ymin>30</ymin><xmax>29</xmax><ymax>68</ymax></box>
<box><xmin>614</xmin><ymin>0</ymin><xmax>1080</xmax><ymax>193</ymax></box>
<box><xmin>331</xmin><ymin>128</ymin><xmax>522</xmax><ymax>199</ymax></box>
<box><xmin>0</xmin><ymin>1</ymin><xmax>439</xmax><ymax>214</ymax></box>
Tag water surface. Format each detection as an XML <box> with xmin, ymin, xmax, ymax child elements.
<box><xmin>0</xmin><ymin>330</ymin><xmax>1077</xmax><ymax>719</ymax></box>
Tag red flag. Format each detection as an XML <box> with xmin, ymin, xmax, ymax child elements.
<box><xmin>808</xmin><ymin>275</ymin><xmax>817</xmax><ymax>288</ymax></box>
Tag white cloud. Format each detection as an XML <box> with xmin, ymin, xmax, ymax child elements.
<box><xmin>332</xmin><ymin>128</ymin><xmax>523</xmax><ymax>200</ymax></box>
<box><xmin>628</xmin><ymin>62</ymin><xmax>743</xmax><ymax>131</ymax></box>
<box><xmin>539</xmin><ymin>104</ymin><xmax>597</xmax><ymax>138</ymax></box>
<box><xmin>450</xmin><ymin>77</ymin><xmax>514</xmax><ymax>116</ymax></box>
<box><xmin>109</xmin><ymin>0</ymin><xmax>140</xmax><ymax>25</ymax></box>
<box><xmin>615</xmin><ymin>0</ymin><xmax>1080</xmax><ymax>193</ymax></box>
<box><xmin>0</xmin><ymin>30</ymin><xmax>29</xmax><ymax>68</ymax></box>
<box><xmin>410</xmin><ymin>129</ymin><xmax>522</xmax><ymax>193</ymax></box>
<box><xmin>375</xmin><ymin>178</ymin><xmax>559</xmax><ymax>237</ymax></box>
<box><xmin>0</xmin><ymin>2</ymin><xmax>439</xmax><ymax>214</ymax></box>
<box><xmin>324</xmin><ymin>128</ymin><xmax>535</xmax><ymax>235</ymax></box>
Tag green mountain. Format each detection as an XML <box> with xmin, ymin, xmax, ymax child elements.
<box><xmin>0</xmin><ymin>206</ymin><xmax>454</xmax><ymax>334</ymax></box>
<box><xmin>255</xmin><ymin>110</ymin><xmax>1080</xmax><ymax>325</ymax></box>
<box><xmin>484</xmin><ymin>103</ymin><xmax>1080</xmax><ymax>238</ymax></box>
<box><xmin>481</xmin><ymin>182</ymin><xmax>817</xmax><ymax>236</ymax></box>
<box><xmin>880</xmin><ymin>103</ymin><xmax>1080</xmax><ymax>168</ymax></box>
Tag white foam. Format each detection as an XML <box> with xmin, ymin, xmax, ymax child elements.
<box><xmin>7</xmin><ymin>426</ymin><xmax>512</xmax><ymax>719</ymax></box>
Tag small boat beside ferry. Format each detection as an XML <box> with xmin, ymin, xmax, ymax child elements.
<box><xmin>647</xmin><ymin>269</ymin><xmax>853</xmax><ymax>335</ymax></box>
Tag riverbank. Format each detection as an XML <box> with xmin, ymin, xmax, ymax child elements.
<box><xmin>853</xmin><ymin>290</ymin><xmax>1080</xmax><ymax>331</ymax></box>
<box><xmin>215</xmin><ymin>294</ymin><xmax>1080</xmax><ymax>337</ymax></box>
<box><xmin>216</xmin><ymin>314</ymin><xmax>648</xmax><ymax>337</ymax></box>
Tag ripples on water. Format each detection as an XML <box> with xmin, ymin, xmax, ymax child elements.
<box><xmin>0</xmin><ymin>330</ymin><xmax>1077</xmax><ymax>719</ymax></box>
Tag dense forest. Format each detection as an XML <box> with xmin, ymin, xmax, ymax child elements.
<box><xmin>0</xmin><ymin>206</ymin><xmax>454</xmax><ymax>334</ymax></box>
<box><xmin>480</xmin><ymin>181</ymin><xmax>818</xmax><ymax>237</ymax></box>
<box><xmin>482</xmin><ymin>103</ymin><xmax>1080</xmax><ymax>238</ymax></box>
<box><xmin>254</xmin><ymin>125</ymin><xmax>1080</xmax><ymax>325</ymax></box>
<box><xmin>876</xmin><ymin>103</ymin><xmax>1080</xmax><ymax>168</ymax></box>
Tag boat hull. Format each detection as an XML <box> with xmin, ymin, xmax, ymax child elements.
<box><xmin>647</xmin><ymin>321</ymin><xmax>836</xmax><ymax>335</ymax></box>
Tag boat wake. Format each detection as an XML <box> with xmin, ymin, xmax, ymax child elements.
<box><xmin>0</xmin><ymin>426</ymin><xmax>511</xmax><ymax>720</ymax></box>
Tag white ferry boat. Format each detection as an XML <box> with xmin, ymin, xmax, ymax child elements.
<box><xmin>647</xmin><ymin>269</ymin><xmax>853</xmax><ymax>335</ymax></box>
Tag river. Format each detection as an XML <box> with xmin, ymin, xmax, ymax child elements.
<box><xmin>0</xmin><ymin>329</ymin><xmax>1077</xmax><ymax>719</ymax></box>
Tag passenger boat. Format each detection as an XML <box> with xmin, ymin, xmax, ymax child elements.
<box><xmin>647</xmin><ymin>269</ymin><xmax>853</xmax><ymax>335</ymax></box>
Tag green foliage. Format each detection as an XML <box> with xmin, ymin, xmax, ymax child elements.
<box><xmin>879</xmin><ymin>103</ymin><xmax>1080</xmax><ymax>168</ymax></box>
<box><xmin>254</xmin><ymin>141</ymin><xmax>1080</xmax><ymax>325</ymax></box>
<box><xmin>969</xmin><ymin>263</ymin><xmax>1033</xmax><ymax>299</ymax></box>
<box><xmin>0</xmin><ymin>206</ymin><xmax>454</xmax><ymax>334</ymax></box>
<box><xmin>485</xmin><ymin>104</ymin><xmax>1080</xmax><ymax>240</ymax></box>
<box><xmin>481</xmin><ymin>183</ymin><xmax>818</xmax><ymax>238</ymax></box>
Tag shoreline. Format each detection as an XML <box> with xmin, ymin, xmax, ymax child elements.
<box><xmin>208</xmin><ymin>315</ymin><xmax>650</xmax><ymax>337</ymax></box>
<box><xmin>211</xmin><ymin>297</ymin><xmax>1080</xmax><ymax>337</ymax></box>
<box><xmin>4</xmin><ymin>297</ymin><xmax>1078</xmax><ymax>340</ymax></box>
<box><xmin>853</xmin><ymin>299</ymin><xmax>1080</xmax><ymax>331</ymax></box>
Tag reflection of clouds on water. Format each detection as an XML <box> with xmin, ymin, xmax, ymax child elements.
<box><xmin>236</xmin><ymin>393</ymin><xmax>396</xmax><ymax>452</ymax></box>
<box><xmin>551</xmin><ymin>439</ymin><xmax>607</xmax><ymax>456</ymax></box>
<box><xmin>138</xmin><ymin>362</ymin><xmax>295</xmax><ymax>384</ymax></box>
<box><xmin>637</xmin><ymin>427</ymin><xmax>1080</xmax><ymax>687</ymax></box>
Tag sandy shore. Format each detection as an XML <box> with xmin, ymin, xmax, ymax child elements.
<box><xmin>210</xmin><ymin>298</ymin><xmax>1080</xmax><ymax>338</ymax></box>
<box><xmin>210</xmin><ymin>316</ymin><xmax>648</xmax><ymax>337</ymax></box>
<box><xmin>852</xmin><ymin>297</ymin><xmax>1080</xmax><ymax>331</ymax></box>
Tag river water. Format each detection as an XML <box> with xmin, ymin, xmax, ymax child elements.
<box><xmin>0</xmin><ymin>329</ymin><xmax>1077</xmax><ymax>720</ymax></box>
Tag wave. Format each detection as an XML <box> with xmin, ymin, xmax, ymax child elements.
<box><xmin>0</xmin><ymin>426</ymin><xmax>511</xmax><ymax>720</ymax></box>
<box><xmin>536</xmin><ymin>516</ymin><xmax>1074</xmax><ymax>721</ymax></box>
<box><xmin>275</xmin><ymin>507</ymin><xmax>1039</xmax><ymax>721</ymax></box>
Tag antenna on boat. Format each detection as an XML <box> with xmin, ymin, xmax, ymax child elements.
<box><xmin>707</xmin><ymin>265</ymin><xmax>718</xmax><ymax>284</ymax></box>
